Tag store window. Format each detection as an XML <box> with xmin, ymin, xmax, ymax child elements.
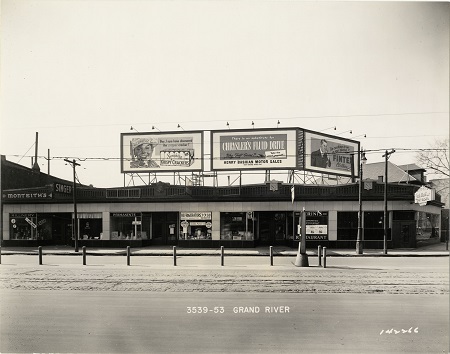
<box><xmin>78</xmin><ymin>213</ymin><xmax>103</xmax><ymax>239</ymax></box>
<box><xmin>180</xmin><ymin>212</ymin><xmax>212</xmax><ymax>240</ymax></box>
<box><xmin>10</xmin><ymin>213</ymin><xmax>38</xmax><ymax>240</ymax></box>
<box><xmin>337</xmin><ymin>212</ymin><xmax>358</xmax><ymax>240</ymax></box>
<box><xmin>110</xmin><ymin>213</ymin><xmax>142</xmax><ymax>240</ymax></box>
<box><xmin>220</xmin><ymin>212</ymin><xmax>254</xmax><ymax>241</ymax></box>
<box><xmin>364</xmin><ymin>212</ymin><xmax>385</xmax><ymax>241</ymax></box>
<box><xmin>338</xmin><ymin>211</ymin><xmax>386</xmax><ymax>241</ymax></box>
<box><xmin>417</xmin><ymin>212</ymin><xmax>440</xmax><ymax>239</ymax></box>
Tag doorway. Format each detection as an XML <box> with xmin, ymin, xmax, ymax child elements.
<box><xmin>151</xmin><ymin>212</ymin><xmax>178</xmax><ymax>245</ymax></box>
<box><xmin>392</xmin><ymin>221</ymin><xmax>416</xmax><ymax>248</ymax></box>
<box><xmin>258</xmin><ymin>212</ymin><xmax>287</xmax><ymax>245</ymax></box>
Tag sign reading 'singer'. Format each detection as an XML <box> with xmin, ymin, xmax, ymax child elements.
<box><xmin>121</xmin><ymin>131</ymin><xmax>204</xmax><ymax>173</ymax></box>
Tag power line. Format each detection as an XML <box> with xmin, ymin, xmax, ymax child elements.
<box><xmin>4</xmin><ymin>148</ymin><xmax>448</xmax><ymax>163</ymax></box>
<box><xmin>5</xmin><ymin>111</ymin><xmax>448</xmax><ymax>130</ymax></box>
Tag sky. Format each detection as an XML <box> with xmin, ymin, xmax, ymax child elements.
<box><xmin>1</xmin><ymin>0</ymin><xmax>448</xmax><ymax>188</ymax></box>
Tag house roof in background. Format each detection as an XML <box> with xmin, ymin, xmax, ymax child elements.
<box><xmin>363</xmin><ymin>161</ymin><xmax>420</xmax><ymax>184</ymax></box>
<box><xmin>398</xmin><ymin>163</ymin><xmax>426</xmax><ymax>172</ymax></box>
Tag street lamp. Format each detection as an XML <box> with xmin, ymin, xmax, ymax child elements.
<box><xmin>356</xmin><ymin>150</ymin><xmax>367</xmax><ymax>254</ymax></box>
<box><xmin>382</xmin><ymin>149</ymin><xmax>396</xmax><ymax>254</ymax></box>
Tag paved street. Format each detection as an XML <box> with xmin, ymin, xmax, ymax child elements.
<box><xmin>0</xmin><ymin>254</ymin><xmax>448</xmax><ymax>353</ymax></box>
<box><xmin>0</xmin><ymin>254</ymin><xmax>448</xmax><ymax>294</ymax></box>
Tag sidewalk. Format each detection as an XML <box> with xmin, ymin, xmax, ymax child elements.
<box><xmin>1</xmin><ymin>242</ymin><xmax>448</xmax><ymax>257</ymax></box>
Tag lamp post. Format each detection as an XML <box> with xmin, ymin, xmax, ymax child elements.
<box><xmin>382</xmin><ymin>149</ymin><xmax>395</xmax><ymax>255</ymax></box>
<box><xmin>356</xmin><ymin>150</ymin><xmax>367</xmax><ymax>254</ymax></box>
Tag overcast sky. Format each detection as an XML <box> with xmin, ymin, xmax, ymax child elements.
<box><xmin>1</xmin><ymin>0</ymin><xmax>448</xmax><ymax>187</ymax></box>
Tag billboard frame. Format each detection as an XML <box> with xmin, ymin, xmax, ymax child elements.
<box><xmin>210</xmin><ymin>127</ymin><xmax>300</xmax><ymax>171</ymax></box>
<box><xmin>302</xmin><ymin>128</ymin><xmax>360</xmax><ymax>178</ymax></box>
<box><xmin>120</xmin><ymin>130</ymin><xmax>204</xmax><ymax>173</ymax></box>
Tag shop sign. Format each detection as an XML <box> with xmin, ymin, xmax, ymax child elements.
<box><xmin>25</xmin><ymin>217</ymin><xmax>37</xmax><ymax>229</ymax></box>
<box><xmin>38</xmin><ymin>219</ymin><xmax>47</xmax><ymax>226</ymax></box>
<box><xmin>3</xmin><ymin>192</ymin><xmax>52</xmax><ymax>200</ymax></box>
<box><xmin>180</xmin><ymin>221</ymin><xmax>189</xmax><ymax>228</ymax></box>
<box><xmin>414</xmin><ymin>186</ymin><xmax>435</xmax><ymax>206</ymax></box>
<box><xmin>132</xmin><ymin>221</ymin><xmax>142</xmax><ymax>225</ymax></box>
<box><xmin>306</xmin><ymin>211</ymin><xmax>328</xmax><ymax>240</ymax></box>
<box><xmin>180</xmin><ymin>212</ymin><xmax>211</xmax><ymax>220</ymax></box>
<box><xmin>190</xmin><ymin>221</ymin><xmax>206</xmax><ymax>226</ymax></box>
<box><xmin>295</xmin><ymin>211</ymin><xmax>329</xmax><ymax>241</ymax></box>
<box><xmin>112</xmin><ymin>213</ymin><xmax>137</xmax><ymax>217</ymax></box>
<box><xmin>11</xmin><ymin>213</ymin><xmax>37</xmax><ymax>218</ymax></box>
<box><xmin>54</xmin><ymin>183</ymin><xmax>72</xmax><ymax>194</ymax></box>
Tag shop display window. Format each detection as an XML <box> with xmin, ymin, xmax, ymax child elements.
<box><xmin>220</xmin><ymin>212</ymin><xmax>254</xmax><ymax>240</ymax></box>
<box><xmin>337</xmin><ymin>211</ymin><xmax>387</xmax><ymax>241</ymax></box>
<box><xmin>10</xmin><ymin>214</ymin><xmax>38</xmax><ymax>240</ymax></box>
<box><xmin>337</xmin><ymin>212</ymin><xmax>358</xmax><ymax>240</ymax></box>
<box><xmin>110</xmin><ymin>213</ymin><xmax>142</xmax><ymax>240</ymax></box>
<box><xmin>179</xmin><ymin>212</ymin><xmax>212</xmax><ymax>240</ymax></box>
<box><xmin>417</xmin><ymin>212</ymin><xmax>440</xmax><ymax>239</ymax></box>
<box><xmin>180</xmin><ymin>224</ymin><xmax>212</xmax><ymax>240</ymax></box>
<box><xmin>364</xmin><ymin>212</ymin><xmax>385</xmax><ymax>241</ymax></box>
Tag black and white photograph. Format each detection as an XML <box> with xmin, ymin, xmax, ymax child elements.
<box><xmin>0</xmin><ymin>1</ymin><xmax>448</xmax><ymax>353</ymax></box>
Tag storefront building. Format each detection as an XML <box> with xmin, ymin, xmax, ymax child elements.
<box><xmin>1</xmin><ymin>179</ymin><xmax>443</xmax><ymax>249</ymax></box>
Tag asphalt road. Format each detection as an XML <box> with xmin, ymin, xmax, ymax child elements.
<box><xmin>0</xmin><ymin>255</ymin><xmax>448</xmax><ymax>353</ymax></box>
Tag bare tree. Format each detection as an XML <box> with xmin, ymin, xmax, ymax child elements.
<box><xmin>416</xmin><ymin>138</ymin><xmax>449</xmax><ymax>178</ymax></box>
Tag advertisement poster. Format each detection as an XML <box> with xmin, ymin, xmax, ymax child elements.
<box><xmin>121</xmin><ymin>131</ymin><xmax>203</xmax><ymax>173</ymax></box>
<box><xmin>211</xmin><ymin>129</ymin><xmax>298</xmax><ymax>170</ymax></box>
<box><xmin>294</xmin><ymin>211</ymin><xmax>329</xmax><ymax>241</ymax></box>
<box><xmin>305</xmin><ymin>211</ymin><xmax>329</xmax><ymax>241</ymax></box>
<box><xmin>304</xmin><ymin>131</ymin><xmax>359</xmax><ymax>177</ymax></box>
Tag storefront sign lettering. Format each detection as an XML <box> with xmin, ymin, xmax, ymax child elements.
<box><xmin>414</xmin><ymin>186</ymin><xmax>434</xmax><ymax>206</ymax></box>
<box><xmin>25</xmin><ymin>217</ymin><xmax>37</xmax><ymax>229</ymax></box>
<box><xmin>55</xmin><ymin>183</ymin><xmax>72</xmax><ymax>194</ymax></box>
<box><xmin>11</xmin><ymin>213</ymin><xmax>37</xmax><ymax>218</ymax></box>
<box><xmin>38</xmin><ymin>219</ymin><xmax>47</xmax><ymax>226</ymax></box>
<box><xmin>5</xmin><ymin>192</ymin><xmax>51</xmax><ymax>200</ymax></box>
<box><xmin>112</xmin><ymin>213</ymin><xmax>137</xmax><ymax>217</ymax></box>
<box><xmin>180</xmin><ymin>212</ymin><xmax>212</xmax><ymax>220</ymax></box>
<box><xmin>296</xmin><ymin>211</ymin><xmax>329</xmax><ymax>241</ymax></box>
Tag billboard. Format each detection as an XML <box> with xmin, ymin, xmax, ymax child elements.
<box><xmin>121</xmin><ymin>131</ymin><xmax>204</xmax><ymax>173</ymax></box>
<box><xmin>211</xmin><ymin>128</ymin><xmax>299</xmax><ymax>171</ymax></box>
<box><xmin>304</xmin><ymin>130</ymin><xmax>359</xmax><ymax>177</ymax></box>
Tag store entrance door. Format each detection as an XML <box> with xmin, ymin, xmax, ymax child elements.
<box><xmin>393</xmin><ymin>221</ymin><xmax>416</xmax><ymax>248</ymax></box>
<box><xmin>151</xmin><ymin>212</ymin><xmax>178</xmax><ymax>245</ymax></box>
<box><xmin>258</xmin><ymin>212</ymin><xmax>287</xmax><ymax>245</ymax></box>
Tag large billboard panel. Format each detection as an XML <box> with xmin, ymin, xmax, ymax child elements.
<box><xmin>211</xmin><ymin>129</ymin><xmax>299</xmax><ymax>171</ymax></box>
<box><xmin>304</xmin><ymin>131</ymin><xmax>359</xmax><ymax>177</ymax></box>
<box><xmin>121</xmin><ymin>131</ymin><xmax>204</xmax><ymax>173</ymax></box>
